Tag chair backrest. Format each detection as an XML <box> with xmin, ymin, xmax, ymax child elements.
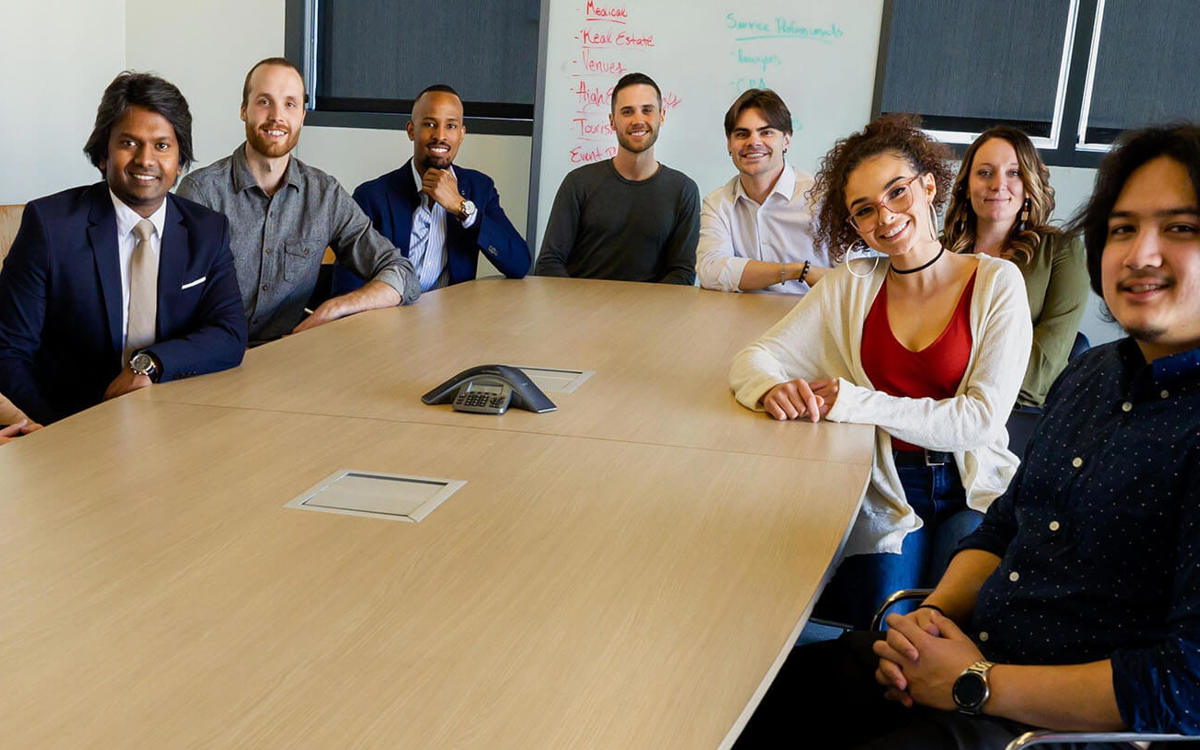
<box><xmin>1006</xmin><ymin>407</ymin><xmax>1043</xmax><ymax>459</ymax></box>
<box><xmin>0</xmin><ymin>204</ymin><xmax>26</xmax><ymax>265</ymax></box>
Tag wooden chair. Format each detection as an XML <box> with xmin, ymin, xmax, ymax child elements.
<box><xmin>0</xmin><ymin>205</ymin><xmax>30</xmax><ymax>425</ymax></box>
<box><xmin>0</xmin><ymin>204</ymin><xmax>24</xmax><ymax>263</ymax></box>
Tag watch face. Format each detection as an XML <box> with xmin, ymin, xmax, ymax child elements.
<box><xmin>462</xmin><ymin>200</ymin><xmax>476</xmax><ymax>215</ymax></box>
<box><xmin>131</xmin><ymin>352</ymin><xmax>154</xmax><ymax>375</ymax></box>
<box><xmin>952</xmin><ymin>671</ymin><xmax>987</xmax><ymax>710</ymax></box>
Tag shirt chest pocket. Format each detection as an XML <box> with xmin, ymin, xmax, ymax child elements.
<box><xmin>282</xmin><ymin>239</ymin><xmax>320</xmax><ymax>284</ymax></box>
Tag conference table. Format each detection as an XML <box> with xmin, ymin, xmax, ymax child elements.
<box><xmin>0</xmin><ymin>277</ymin><xmax>873</xmax><ymax>749</ymax></box>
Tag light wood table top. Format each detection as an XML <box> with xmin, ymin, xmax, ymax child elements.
<box><xmin>140</xmin><ymin>277</ymin><xmax>868</xmax><ymax>463</ymax></box>
<box><xmin>4</xmin><ymin>278</ymin><xmax>874</xmax><ymax>748</ymax></box>
<box><xmin>1</xmin><ymin>397</ymin><xmax>869</xmax><ymax>749</ymax></box>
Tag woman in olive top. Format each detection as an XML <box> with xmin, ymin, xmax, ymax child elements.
<box><xmin>944</xmin><ymin>127</ymin><xmax>1089</xmax><ymax>407</ymax></box>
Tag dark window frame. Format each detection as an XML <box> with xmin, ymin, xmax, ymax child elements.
<box><xmin>284</xmin><ymin>0</ymin><xmax>536</xmax><ymax>136</ymax></box>
<box><xmin>872</xmin><ymin>0</ymin><xmax>1106</xmax><ymax>168</ymax></box>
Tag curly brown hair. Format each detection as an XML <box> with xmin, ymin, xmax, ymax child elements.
<box><xmin>810</xmin><ymin>113</ymin><xmax>954</xmax><ymax>261</ymax></box>
<box><xmin>943</xmin><ymin>126</ymin><xmax>1059</xmax><ymax>265</ymax></box>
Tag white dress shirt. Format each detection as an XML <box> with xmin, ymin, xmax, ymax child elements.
<box><xmin>110</xmin><ymin>190</ymin><xmax>166</xmax><ymax>350</ymax></box>
<box><xmin>409</xmin><ymin>161</ymin><xmax>477</xmax><ymax>292</ymax></box>
<box><xmin>695</xmin><ymin>162</ymin><xmax>832</xmax><ymax>295</ymax></box>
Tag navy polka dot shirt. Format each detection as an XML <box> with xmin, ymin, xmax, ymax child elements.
<box><xmin>959</xmin><ymin>338</ymin><xmax>1200</xmax><ymax>733</ymax></box>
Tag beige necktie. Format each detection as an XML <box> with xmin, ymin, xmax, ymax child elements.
<box><xmin>124</xmin><ymin>219</ymin><xmax>158</xmax><ymax>362</ymax></box>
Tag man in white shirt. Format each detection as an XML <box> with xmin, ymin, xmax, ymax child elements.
<box><xmin>696</xmin><ymin>89</ymin><xmax>832</xmax><ymax>294</ymax></box>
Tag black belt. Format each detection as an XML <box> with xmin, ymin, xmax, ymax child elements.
<box><xmin>893</xmin><ymin>449</ymin><xmax>953</xmax><ymax>467</ymax></box>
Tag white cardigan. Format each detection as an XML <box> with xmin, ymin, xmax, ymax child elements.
<box><xmin>730</xmin><ymin>254</ymin><xmax>1032</xmax><ymax>556</ymax></box>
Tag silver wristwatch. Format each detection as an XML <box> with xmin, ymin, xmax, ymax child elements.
<box><xmin>952</xmin><ymin>659</ymin><xmax>995</xmax><ymax>715</ymax></box>
<box><xmin>459</xmin><ymin>199</ymin><xmax>477</xmax><ymax>222</ymax></box>
<box><xmin>130</xmin><ymin>350</ymin><xmax>160</xmax><ymax>382</ymax></box>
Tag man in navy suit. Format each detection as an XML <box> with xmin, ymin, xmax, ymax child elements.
<box><xmin>333</xmin><ymin>85</ymin><xmax>530</xmax><ymax>294</ymax></box>
<box><xmin>0</xmin><ymin>72</ymin><xmax>246</xmax><ymax>426</ymax></box>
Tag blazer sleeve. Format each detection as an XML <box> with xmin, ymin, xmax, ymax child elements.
<box><xmin>827</xmin><ymin>261</ymin><xmax>1033</xmax><ymax>451</ymax></box>
<box><xmin>0</xmin><ymin>203</ymin><xmax>56</xmax><ymax>424</ymax></box>
<box><xmin>1020</xmin><ymin>234</ymin><xmax>1089</xmax><ymax>405</ymax></box>
<box><xmin>147</xmin><ymin>215</ymin><xmax>248</xmax><ymax>381</ymax></box>
<box><xmin>467</xmin><ymin>175</ymin><xmax>530</xmax><ymax>279</ymax></box>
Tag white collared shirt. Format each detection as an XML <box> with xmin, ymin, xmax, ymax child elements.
<box><xmin>695</xmin><ymin>162</ymin><xmax>832</xmax><ymax>294</ymax></box>
<box><xmin>109</xmin><ymin>191</ymin><xmax>167</xmax><ymax>350</ymax></box>
<box><xmin>409</xmin><ymin>161</ymin><xmax>478</xmax><ymax>291</ymax></box>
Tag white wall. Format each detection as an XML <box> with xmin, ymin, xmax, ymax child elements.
<box><xmin>0</xmin><ymin>0</ymin><xmax>126</xmax><ymax>203</ymax></box>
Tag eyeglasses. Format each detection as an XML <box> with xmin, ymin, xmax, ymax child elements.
<box><xmin>845</xmin><ymin>174</ymin><xmax>923</xmax><ymax>234</ymax></box>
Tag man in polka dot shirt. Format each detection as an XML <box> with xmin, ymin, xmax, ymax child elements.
<box><xmin>735</xmin><ymin>124</ymin><xmax>1200</xmax><ymax>748</ymax></box>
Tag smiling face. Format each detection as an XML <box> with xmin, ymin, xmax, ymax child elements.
<box><xmin>407</xmin><ymin>91</ymin><xmax>465</xmax><ymax>172</ymax></box>
<box><xmin>843</xmin><ymin>151</ymin><xmax>937</xmax><ymax>255</ymax></box>
<box><xmin>100</xmin><ymin>105</ymin><xmax>181</xmax><ymax>218</ymax></box>
<box><xmin>240</xmin><ymin>63</ymin><xmax>305</xmax><ymax>159</ymax></box>
<box><xmin>609</xmin><ymin>83</ymin><xmax>662</xmax><ymax>155</ymax></box>
<box><xmin>727</xmin><ymin>106</ymin><xmax>790</xmax><ymax>181</ymax></box>
<box><xmin>1102</xmin><ymin>155</ymin><xmax>1200</xmax><ymax>360</ymax></box>
<box><xmin>968</xmin><ymin>137</ymin><xmax>1026</xmax><ymax>227</ymax></box>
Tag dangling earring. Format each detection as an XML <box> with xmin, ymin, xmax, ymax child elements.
<box><xmin>928</xmin><ymin>202</ymin><xmax>940</xmax><ymax>242</ymax></box>
<box><xmin>845</xmin><ymin>239</ymin><xmax>880</xmax><ymax>278</ymax></box>
<box><xmin>1018</xmin><ymin>198</ymin><xmax>1030</xmax><ymax>232</ymax></box>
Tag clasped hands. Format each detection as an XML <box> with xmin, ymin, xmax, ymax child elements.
<box><xmin>762</xmin><ymin>377</ymin><xmax>840</xmax><ymax>422</ymax></box>
<box><xmin>872</xmin><ymin>608</ymin><xmax>986</xmax><ymax>712</ymax></box>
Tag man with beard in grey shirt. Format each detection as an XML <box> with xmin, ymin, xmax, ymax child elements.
<box><xmin>178</xmin><ymin>57</ymin><xmax>419</xmax><ymax>344</ymax></box>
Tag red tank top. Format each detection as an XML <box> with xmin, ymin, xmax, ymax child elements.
<box><xmin>861</xmin><ymin>271</ymin><xmax>977</xmax><ymax>452</ymax></box>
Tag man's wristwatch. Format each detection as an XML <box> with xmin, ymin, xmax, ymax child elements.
<box><xmin>130</xmin><ymin>350</ymin><xmax>161</xmax><ymax>383</ymax></box>
<box><xmin>952</xmin><ymin>659</ymin><xmax>995</xmax><ymax>715</ymax></box>
<box><xmin>459</xmin><ymin>199</ymin><xmax>477</xmax><ymax>222</ymax></box>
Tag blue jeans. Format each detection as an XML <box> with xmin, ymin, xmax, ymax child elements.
<box><xmin>812</xmin><ymin>459</ymin><xmax>982</xmax><ymax>630</ymax></box>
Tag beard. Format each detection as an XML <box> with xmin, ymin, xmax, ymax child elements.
<box><xmin>616</xmin><ymin>126</ymin><xmax>659</xmax><ymax>154</ymax></box>
<box><xmin>245</xmin><ymin>121</ymin><xmax>300</xmax><ymax>159</ymax></box>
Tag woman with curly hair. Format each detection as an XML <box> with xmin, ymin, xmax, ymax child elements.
<box><xmin>944</xmin><ymin>127</ymin><xmax>1089</xmax><ymax>407</ymax></box>
<box><xmin>729</xmin><ymin>115</ymin><xmax>1032</xmax><ymax>629</ymax></box>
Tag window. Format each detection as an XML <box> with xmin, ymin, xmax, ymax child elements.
<box><xmin>873</xmin><ymin>0</ymin><xmax>1200</xmax><ymax>167</ymax></box>
<box><xmin>285</xmin><ymin>0</ymin><xmax>540</xmax><ymax>135</ymax></box>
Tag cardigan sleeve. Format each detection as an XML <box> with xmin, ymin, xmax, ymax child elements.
<box><xmin>729</xmin><ymin>266</ymin><xmax>852</xmax><ymax>409</ymax></box>
<box><xmin>826</xmin><ymin>259</ymin><xmax>1032</xmax><ymax>451</ymax></box>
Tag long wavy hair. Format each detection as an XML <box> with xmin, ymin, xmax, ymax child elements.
<box><xmin>810</xmin><ymin>113</ymin><xmax>954</xmax><ymax>261</ymax></box>
<box><xmin>943</xmin><ymin>126</ymin><xmax>1058</xmax><ymax>264</ymax></box>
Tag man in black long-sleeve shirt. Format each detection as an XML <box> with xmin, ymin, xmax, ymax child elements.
<box><xmin>735</xmin><ymin>124</ymin><xmax>1200</xmax><ymax>748</ymax></box>
<box><xmin>535</xmin><ymin>72</ymin><xmax>698</xmax><ymax>285</ymax></box>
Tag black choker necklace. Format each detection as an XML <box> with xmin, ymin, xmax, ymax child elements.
<box><xmin>890</xmin><ymin>246</ymin><xmax>945</xmax><ymax>275</ymax></box>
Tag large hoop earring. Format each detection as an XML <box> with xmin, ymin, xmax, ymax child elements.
<box><xmin>928</xmin><ymin>202</ymin><xmax>940</xmax><ymax>242</ymax></box>
<box><xmin>845</xmin><ymin>240</ymin><xmax>880</xmax><ymax>278</ymax></box>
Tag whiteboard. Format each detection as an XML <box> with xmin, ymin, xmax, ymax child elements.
<box><xmin>528</xmin><ymin>0</ymin><xmax>885</xmax><ymax>252</ymax></box>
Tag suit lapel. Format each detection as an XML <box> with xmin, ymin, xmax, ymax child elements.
<box><xmin>392</xmin><ymin>160</ymin><xmax>420</xmax><ymax>257</ymax></box>
<box><xmin>158</xmin><ymin>196</ymin><xmax>188</xmax><ymax>337</ymax></box>
<box><xmin>86</xmin><ymin>185</ymin><xmax>124</xmax><ymax>357</ymax></box>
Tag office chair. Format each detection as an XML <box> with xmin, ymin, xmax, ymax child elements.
<box><xmin>1069</xmin><ymin>331</ymin><xmax>1092</xmax><ymax>363</ymax></box>
<box><xmin>871</xmin><ymin>589</ymin><xmax>1198</xmax><ymax>750</ymax></box>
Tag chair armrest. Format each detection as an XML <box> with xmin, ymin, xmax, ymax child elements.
<box><xmin>870</xmin><ymin>588</ymin><xmax>934</xmax><ymax>631</ymax></box>
<box><xmin>1006</xmin><ymin>729</ymin><xmax>1197</xmax><ymax>749</ymax></box>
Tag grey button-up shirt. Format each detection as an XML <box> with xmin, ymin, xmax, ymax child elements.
<box><xmin>177</xmin><ymin>144</ymin><xmax>419</xmax><ymax>342</ymax></box>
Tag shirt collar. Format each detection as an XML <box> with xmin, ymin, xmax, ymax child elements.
<box><xmin>1119</xmin><ymin>337</ymin><xmax>1200</xmax><ymax>390</ymax></box>
<box><xmin>109</xmin><ymin>189</ymin><xmax>167</xmax><ymax>240</ymax></box>
<box><xmin>231</xmin><ymin>142</ymin><xmax>302</xmax><ymax>193</ymax></box>
<box><xmin>734</xmin><ymin>161</ymin><xmax>796</xmax><ymax>204</ymax></box>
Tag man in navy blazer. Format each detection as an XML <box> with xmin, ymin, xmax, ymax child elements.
<box><xmin>333</xmin><ymin>85</ymin><xmax>530</xmax><ymax>295</ymax></box>
<box><xmin>0</xmin><ymin>72</ymin><xmax>246</xmax><ymax>426</ymax></box>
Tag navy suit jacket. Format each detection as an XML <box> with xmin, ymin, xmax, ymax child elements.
<box><xmin>332</xmin><ymin>160</ymin><xmax>530</xmax><ymax>294</ymax></box>
<box><xmin>0</xmin><ymin>183</ymin><xmax>247</xmax><ymax>424</ymax></box>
